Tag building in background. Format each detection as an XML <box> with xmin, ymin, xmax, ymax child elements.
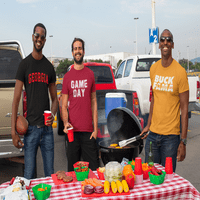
<box><xmin>48</xmin><ymin>52</ymin><xmax>135</xmax><ymax>70</ymax></box>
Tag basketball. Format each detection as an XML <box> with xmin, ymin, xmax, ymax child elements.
<box><xmin>16</xmin><ymin>115</ymin><xmax>28</xmax><ymax>135</ymax></box>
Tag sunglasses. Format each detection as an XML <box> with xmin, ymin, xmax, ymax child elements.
<box><xmin>160</xmin><ymin>36</ymin><xmax>173</xmax><ymax>43</ymax></box>
<box><xmin>34</xmin><ymin>33</ymin><xmax>46</xmax><ymax>41</ymax></box>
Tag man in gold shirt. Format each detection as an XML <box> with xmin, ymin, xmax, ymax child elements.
<box><xmin>141</xmin><ymin>29</ymin><xmax>189</xmax><ymax>172</ymax></box>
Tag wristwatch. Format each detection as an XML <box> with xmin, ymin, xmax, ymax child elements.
<box><xmin>180</xmin><ymin>138</ymin><xmax>187</xmax><ymax>145</ymax></box>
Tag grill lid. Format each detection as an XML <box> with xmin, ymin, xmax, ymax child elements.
<box><xmin>107</xmin><ymin>107</ymin><xmax>142</xmax><ymax>142</ymax></box>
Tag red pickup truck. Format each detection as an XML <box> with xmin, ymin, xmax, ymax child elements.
<box><xmin>57</xmin><ymin>62</ymin><xmax>144</xmax><ymax>153</ymax></box>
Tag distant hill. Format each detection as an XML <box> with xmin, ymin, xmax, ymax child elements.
<box><xmin>190</xmin><ymin>57</ymin><xmax>200</xmax><ymax>64</ymax></box>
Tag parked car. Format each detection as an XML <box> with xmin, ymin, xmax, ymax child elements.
<box><xmin>0</xmin><ymin>40</ymin><xmax>26</xmax><ymax>159</ymax></box>
<box><xmin>115</xmin><ymin>54</ymin><xmax>200</xmax><ymax>126</ymax></box>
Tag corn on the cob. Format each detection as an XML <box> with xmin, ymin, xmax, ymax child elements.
<box><xmin>116</xmin><ymin>180</ymin><xmax>123</xmax><ymax>193</ymax></box>
<box><xmin>111</xmin><ymin>181</ymin><xmax>117</xmax><ymax>193</ymax></box>
<box><xmin>122</xmin><ymin>180</ymin><xmax>129</xmax><ymax>193</ymax></box>
<box><xmin>104</xmin><ymin>180</ymin><xmax>110</xmax><ymax>194</ymax></box>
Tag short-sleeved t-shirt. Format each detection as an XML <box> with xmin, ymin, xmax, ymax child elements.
<box><xmin>15</xmin><ymin>54</ymin><xmax>56</xmax><ymax>126</ymax></box>
<box><xmin>150</xmin><ymin>59</ymin><xmax>189</xmax><ymax>135</ymax></box>
<box><xmin>62</xmin><ymin>67</ymin><xmax>96</xmax><ymax>132</ymax></box>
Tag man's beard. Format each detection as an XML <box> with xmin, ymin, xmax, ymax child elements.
<box><xmin>34</xmin><ymin>43</ymin><xmax>44</xmax><ymax>53</ymax></box>
<box><xmin>73</xmin><ymin>54</ymin><xmax>84</xmax><ymax>64</ymax></box>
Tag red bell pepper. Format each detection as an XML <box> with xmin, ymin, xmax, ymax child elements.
<box><xmin>126</xmin><ymin>174</ymin><xmax>135</xmax><ymax>189</ymax></box>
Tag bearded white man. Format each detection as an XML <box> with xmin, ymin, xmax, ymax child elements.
<box><xmin>61</xmin><ymin>38</ymin><xmax>99</xmax><ymax>171</ymax></box>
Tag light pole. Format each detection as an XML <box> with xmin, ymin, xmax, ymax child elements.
<box><xmin>49</xmin><ymin>35</ymin><xmax>53</xmax><ymax>63</ymax></box>
<box><xmin>151</xmin><ymin>0</ymin><xmax>156</xmax><ymax>54</ymax></box>
<box><xmin>134</xmin><ymin>17</ymin><xmax>139</xmax><ymax>55</ymax></box>
<box><xmin>187</xmin><ymin>46</ymin><xmax>189</xmax><ymax>73</ymax></box>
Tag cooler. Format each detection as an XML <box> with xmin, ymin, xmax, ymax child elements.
<box><xmin>105</xmin><ymin>93</ymin><xmax>127</xmax><ymax>118</ymax></box>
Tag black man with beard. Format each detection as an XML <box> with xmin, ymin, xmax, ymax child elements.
<box><xmin>12</xmin><ymin>23</ymin><xmax>58</xmax><ymax>179</ymax></box>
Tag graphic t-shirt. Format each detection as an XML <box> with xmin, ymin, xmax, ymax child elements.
<box><xmin>62</xmin><ymin>67</ymin><xmax>96</xmax><ymax>132</ymax></box>
<box><xmin>150</xmin><ymin>59</ymin><xmax>189</xmax><ymax>135</ymax></box>
<box><xmin>15</xmin><ymin>54</ymin><xmax>56</xmax><ymax>126</ymax></box>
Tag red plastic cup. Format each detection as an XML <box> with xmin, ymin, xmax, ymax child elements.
<box><xmin>134</xmin><ymin>157</ymin><xmax>143</xmax><ymax>175</ymax></box>
<box><xmin>67</xmin><ymin>127</ymin><xmax>74</xmax><ymax>142</ymax></box>
<box><xmin>44</xmin><ymin>110</ymin><xmax>51</xmax><ymax>125</ymax></box>
<box><xmin>165</xmin><ymin>157</ymin><xmax>173</xmax><ymax>174</ymax></box>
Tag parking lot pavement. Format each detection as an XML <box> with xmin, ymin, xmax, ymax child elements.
<box><xmin>0</xmin><ymin>158</ymin><xmax>23</xmax><ymax>185</ymax></box>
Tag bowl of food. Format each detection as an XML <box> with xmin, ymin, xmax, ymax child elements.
<box><xmin>142</xmin><ymin>163</ymin><xmax>152</xmax><ymax>179</ymax></box>
<box><xmin>74</xmin><ymin>166</ymin><xmax>89</xmax><ymax>181</ymax></box>
<box><xmin>32</xmin><ymin>183</ymin><xmax>52</xmax><ymax>200</ymax></box>
<box><xmin>73</xmin><ymin>161</ymin><xmax>89</xmax><ymax>169</ymax></box>
<box><xmin>149</xmin><ymin>171</ymin><xmax>166</xmax><ymax>185</ymax></box>
<box><xmin>104</xmin><ymin>161</ymin><xmax>123</xmax><ymax>183</ymax></box>
<box><xmin>97</xmin><ymin>167</ymin><xmax>105</xmax><ymax>180</ymax></box>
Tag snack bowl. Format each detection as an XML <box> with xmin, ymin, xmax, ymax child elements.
<box><xmin>74</xmin><ymin>167</ymin><xmax>89</xmax><ymax>181</ymax></box>
<box><xmin>32</xmin><ymin>183</ymin><xmax>52</xmax><ymax>200</ymax></box>
<box><xmin>73</xmin><ymin>161</ymin><xmax>89</xmax><ymax>168</ymax></box>
<box><xmin>148</xmin><ymin>171</ymin><xmax>166</xmax><ymax>185</ymax></box>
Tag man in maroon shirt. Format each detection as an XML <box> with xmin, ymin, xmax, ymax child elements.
<box><xmin>62</xmin><ymin>38</ymin><xmax>99</xmax><ymax>171</ymax></box>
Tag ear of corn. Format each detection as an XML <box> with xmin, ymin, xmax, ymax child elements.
<box><xmin>122</xmin><ymin>180</ymin><xmax>129</xmax><ymax>193</ymax></box>
<box><xmin>111</xmin><ymin>181</ymin><xmax>117</xmax><ymax>193</ymax></box>
<box><xmin>104</xmin><ymin>180</ymin><xmax>110</xmax><ymax>194</ymax></box>
<box><xmin>116</xmin><ymin>180</ymin><xmax>123</xmax><ymax>193</ymax></box>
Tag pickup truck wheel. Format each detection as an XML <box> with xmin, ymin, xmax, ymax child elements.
<box><xmin>57</xmin><ymin>106</ymin><xmax>65</xmax><ymax>135</ymax></box>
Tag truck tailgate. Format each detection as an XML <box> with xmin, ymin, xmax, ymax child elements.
<box><xmin>188</xmin><ymin>76</ymin><xmax>198</xmax><ymax>102</ymax></box>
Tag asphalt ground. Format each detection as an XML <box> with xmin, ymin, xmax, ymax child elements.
<box><xmin>0</xmin><ymin>112</ymin><xmax>199</xmax><ymax>192</ymax></box>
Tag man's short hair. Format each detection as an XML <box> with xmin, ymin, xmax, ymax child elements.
<box><xmin>160</xmin><ymin>29</ymin><xmax>173</xmax><ymax>43</ymax></box>
<box><xmin>71</xmin><ymin>38</ymin><xmax>85</xmax><ymax>52</ymax></box>
<box><xmin>33</xmin><ymin>23</ymin><xmax>47</xmax><ymax>37</ymax></box>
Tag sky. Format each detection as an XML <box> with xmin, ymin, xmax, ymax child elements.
<box><xmin>1</xmin><ymin>0</ymin><xmax>200</xmax><ymax>61</ymax></box>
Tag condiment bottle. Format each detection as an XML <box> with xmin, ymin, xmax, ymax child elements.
<box><xmin>148</xmin><ymin>141</ymin><xmax>154</xmax><ymax>167</ymax></box>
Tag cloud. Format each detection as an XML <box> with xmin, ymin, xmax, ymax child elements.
<box><xmin>16</xmin><ymin>0</ymin><xmax>39</xmax><ymax>3</ymax></box>
<box><xmin>120</xmin><ymin>0</ymin><xmax>151</xmax><ymax>14</ymax></box>
<box><xmin>120</xmin><ymin>0</ymin><xmax>200</xmax><ymax>16</ymax></box>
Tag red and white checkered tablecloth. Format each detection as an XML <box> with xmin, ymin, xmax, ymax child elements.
<box><xmin>0</xmin><ymin>164</ymin><xmax>199</xmax><ymax>200</ymax></box>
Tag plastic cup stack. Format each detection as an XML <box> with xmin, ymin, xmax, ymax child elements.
<box><xmin>165</xmin><ymin>157</ymin><xmax>173</xmax><ymax>180</ymax></box>
<box><xmin>134</xmin><ymin>157</ymin><xmax>143</xmax><ymax>184</ymax></box>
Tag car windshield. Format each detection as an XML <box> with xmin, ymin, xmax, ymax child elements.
<box><xmin>87</xmin><ymin>65</ymin><xmax>113</xmax><ymax>84</ymax></box>
<box><xmin>136</xmin><ymin>58</ymin><xmax>160</xmax><ymax>71</ymax></box>
<box><xmin>0</xmin><ymin>44</ymin><xmax>22</xmax><ymax>80</ymax></box>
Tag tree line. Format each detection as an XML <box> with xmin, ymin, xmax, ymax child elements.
<box><xmin>55</xmin><ymin>57</ymin><xmax>200</xmax><ymax>77</ymax></box>
<box><xmin>56</xmin><ymin>59</ymin><xmax>110</xmax><ymax>77</ymax></box>
<box><xmin>179</xmin><ymin>58</ymin><xmax>200</xmax><ymax>72</ymax></box>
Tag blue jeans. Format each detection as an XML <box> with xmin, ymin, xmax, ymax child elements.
<box><xmin>145</xmin><ymin>131</ymin><xmax>180</xmax><ymax>172</ymax></box>
<box><xmin>24</xmin><ymin>125</ymin><xmax>54</xmax><ymax>179</ymax></box>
